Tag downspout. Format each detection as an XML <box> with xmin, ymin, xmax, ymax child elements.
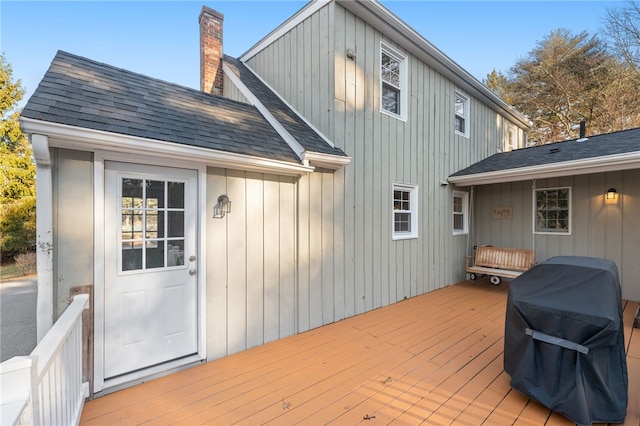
<box><xmin>467</xmin><ymin>185</ymin><xmax>474</xmax><ymax>257</ymax></box>
<box><xmin>30</xmin><ymin>134</ymin><xmax>54</xmax><ymax>341</ymax></box>
<box><xmin>532</xmin><ymin>179</ymin><xmax>536</xmax><ymax>259</ymax></box>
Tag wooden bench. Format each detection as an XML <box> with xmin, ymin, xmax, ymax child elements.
<box><xmin>466</xmin><ymin>245</ymin><xmax>535</xmax><ymax>285</ymax></box>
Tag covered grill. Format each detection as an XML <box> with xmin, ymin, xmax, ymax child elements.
<box><xmin>504</xmin><ymin>256</ymin><xmax>628</xmax><ymax>425</ymax></box>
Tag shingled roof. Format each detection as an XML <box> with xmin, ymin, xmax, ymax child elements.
<box><xmin>449</xmin><ymin>127</ymin><xmax>640</xmax><ymax>185</ymax></box>
<box><xmin>21</xmin><ymin>51</ymin><xmax>301</xmax><ymax>164</ymax></box>
<box><xmin>223</xmin><ymin>55</ymin><xmax>347</xmax><ymax>158</ymax></box>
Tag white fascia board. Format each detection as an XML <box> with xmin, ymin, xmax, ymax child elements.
<box><xmin>337</xmin><ymin>0</ymin><xmax>532</xmax><ymax>130</ymax></box>
<box><xmin>239</xmin><ymin>0</ymin><xmax>331</xmax><ymax>62</ymax></box>
<box><xmin>20</xmin><ymin>117</ymin><xmax>315</xmax><ymax>177</ymax></box>
<box><xmin>223</xmin><ymin>62</ymin><xmax>349</xmax><ymax>170</ymax></box>
<box><xmin>302</xmin><ymin>151</ymin><xmax>352</xmax><ymax>169</ymax></box>
<box><xmin>222</xmin><ymin>62</ymin><xmax>306</xmax><ymax>160</ymax></box>
<box><xmin>448</xmin><ymin>152</ymin><xmax>640</xmax><ymax>186</ymax></box>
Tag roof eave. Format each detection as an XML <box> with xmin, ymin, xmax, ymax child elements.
<box><xmin>448</xmin><ymin>152</ymin><xmax>640</xmax><ymax>186</ymax></box>
<box><xmin>336</xmin><ymin>0</ymin><xmax>532</xmax><ymax>129</ymax></box>
<box><xmin>20</xmin><ymin>117</ymin><xmax>315</xmax><ymax>177</ymax></box>
<box><xmin>303</xmin><ymin>151</ymin><xmax>352</xmax><ymax>170</ymax></box>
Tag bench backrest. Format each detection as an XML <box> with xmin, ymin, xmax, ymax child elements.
<box><xmin>475</xmin><ymin>246</ymin><xmax>535</xmax><ymax>271</ymax></box>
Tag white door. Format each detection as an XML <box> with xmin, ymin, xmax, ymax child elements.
<box><xmin>104</xmin><ymin>162</ymin><xmax>198</xmax><ymax>379</ymax></box>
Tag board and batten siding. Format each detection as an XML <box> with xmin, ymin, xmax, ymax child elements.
<box><xmin>243</xmin><ymin>2</ymin><xmax>528</xmax><ymax>328</ymax></box>
<box><xmin>51</xmin><ymin>148</ymin><xmax>94</xmax><ymax>319</ymax></box>
<box><xmin>471</xmin><ymin>171</ymin><xmax>640</xmax><ymax>302</ymax></box>
<box><xmin>206</xmin><ymin>167</ymin><xmax>298</xmax><ymax>358</ymax></box>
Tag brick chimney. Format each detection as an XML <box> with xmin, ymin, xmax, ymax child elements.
<box><xmin>199</xmin><ymin>6</ymin><xmax>224</xmax><ymax>96</ymax></box>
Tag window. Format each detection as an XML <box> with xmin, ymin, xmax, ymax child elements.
<box><xmin>380</xmin><ymin>42</ymin><xmax>407</xmax><ymax>120</ymax></box>
<box><xmin>504</xmin><ymin>126</ymin><xmax>516</xmax><ymax>152</ymax></box>
<box><xmin>454</xmin><ymin>91</ymin><xmax>469</xmax><ymax>137</ymax></box>
<box><xmin>452</xmin><ymin>191</ymin><xmax>469</xmax><ymax>235</ymax></box>
<box><xmin>534</xmin><ymin>187</ymin><xmax>571</xmax><ymax>234</ymax></box>
<box><xmin>392</xmin><ymin>183</ymin><xmax>418</xmax><ymax>240</ymax></box>
<box><xmin>121</xmin><ymin>178</ymin><xmax>186</xmax><ymax>271</ymax></box>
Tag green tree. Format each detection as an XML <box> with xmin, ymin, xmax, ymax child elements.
<box><xmin>506</xmin><ymin>29</ymin><xmax>640</xmax><ymax>145</ymax></box>
<box><xmin>0</xmin><ymin>54</ymin><xmax>35</xmax><ymax>261</ymax></box>
<box><xmin>484</xmin><ymin>69</ymin><xmax>514</xmax><ymax>105</ymax></box>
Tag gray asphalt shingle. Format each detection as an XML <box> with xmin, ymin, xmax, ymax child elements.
<box><xmin>450</xmin><ymin>127</ymin><xmax>640</xmax><ymax>178</ymax></box>
<box><xmin>223</xmin><ymin>55</ymin><xmax>347</xmax><ymax>158</ymax></box>
<box><xmin>21</xmin><ymin>51</ymin><xmax>300</xmax><ymax>163</ymax></box>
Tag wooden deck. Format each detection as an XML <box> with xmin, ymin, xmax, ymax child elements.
<box><xmin>81</xmin><ymin>280</ymin><xmax>640</xmax><ymax>425</ymax></box>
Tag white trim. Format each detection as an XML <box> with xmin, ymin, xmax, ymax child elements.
<box><xmin>222</xmin><ymin>62</ymin><xmax>305</xmax><ymax>160</ymax></box>
<box><xmin>392</xmin><ymin>182</ymin><xmax>419</xmax><ymax>240</ymax></box>
<box><xmin>448</xmin><ymin>151</ymin><xmax>640</xmax><ymax>186</ymax></box>
<box><xmin>454</xmin><ymin>90</ymin><xmax>470</xmax><ymax>138</ymax></box>
<box><xmin>224</xmin><ymin>61</ymin><xmax>349</xmax><ymax>169</ymax></box>
<box><xmin>31</xmin><ymin>134</ymin><xmax>54</xmax><ymax>342</ymax></box>
<box><xmin>197</xmin><ymin>166</ymin><xmax>207</xmax><ymax>362</ymax></box>
<box><xmin>380</xmin><ymin>41</ymin><xmax>408</xmax><ymax>122</ymax></box>
<box><xmin>504</xmin><ymin>125</ymin><xmax>517</xmax><ymax>152</ymax></box>
<box><xmin>336</xmin><ymin>0</ymin><xmax>531</xmax><ymax>129</ymax></box>
<box><xmin>302</xmin><ymin>151</ymin><xmax>352</xmax><ymax>169</ymax></box>
<box><xmin>20</xmin><ymin>118</ymin><xmax>315</xmax><ymax>177</ymax></box>
<box><xmin>93</xmin><ymin>154</ymin><xmax>105</xmax><ymax>392</ymax></box>
<box><xmin>452</xmin><ymin>190</ymin><xmax>469</xmax><ymax>235</ymax></box>
<box><xmin>239</xmin><ymin>0</ymin><xmax>331</xmax><ymax>61</ymax></box>
<box><xmin>532</xmin><ymin>186</ymin><xmax>572</xmax><ymax>236</ymax></box>
<box><xmin>93</xmin><ymin>151</ymin><xmax>207</xmax><ymax>393</ymax></box>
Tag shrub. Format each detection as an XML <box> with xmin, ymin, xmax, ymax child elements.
<box><xmin>14</xmin><ymin>251</ymin><xmax>36</xmax><ymax>275</ymax></box>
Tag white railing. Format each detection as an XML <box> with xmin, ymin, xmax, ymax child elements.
<box><xmin>0</xmin><ymin>294</ymin><xmax>89</xmax><ymax>426</ymax></box>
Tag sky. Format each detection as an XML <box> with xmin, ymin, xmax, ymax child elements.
<box><xmin>1</xmin><ymin>1</ymin><xmax>616</xmax><ymax>110</ymax></box>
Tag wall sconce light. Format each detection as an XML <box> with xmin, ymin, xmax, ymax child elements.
<box><xmin>346</xmin><ymin>48</ymin><xmax>356</xmax><ymax>60</ymax></box>
<box><xmin>606</xmin><ymin>188</ymin><xmax>618</xmax><ymax>201</ymax></box>
<box><xmin>214</xmin><ymin>194</ymin><xmax>231</xmax><ymax>218</ymax></box>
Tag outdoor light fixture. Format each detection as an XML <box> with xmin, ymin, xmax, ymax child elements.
<box><xmin>606</xmin><ymin>188</ymin><xmax>618</xmax><ymax>201</ymax></box>
<box><xmin>214</xmin><ymin>194</ymin><xmax>231</xmax><ymax>218</ymax></box>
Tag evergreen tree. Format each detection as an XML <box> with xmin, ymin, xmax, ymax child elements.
<box><xmin>506</xmin><ymin>29</ymin><xmax>640</xmax><ymax>145</ymax></box>
<box><xmin>0</xmin><ymin>54</ymin><xmax>35</xmax><ymax>260</ymax></box>
<box><xmin>484</xmin><ymin>69</ymin><xmax>513</xmax><ymax>105</ymax></box>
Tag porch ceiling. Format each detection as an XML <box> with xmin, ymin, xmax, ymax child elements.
<box><xmin>80</xmin><ymin>281</ymin><xmax>640</xmax><ymax>425</ymax></box>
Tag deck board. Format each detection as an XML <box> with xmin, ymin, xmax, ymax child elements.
<box><xmin>81</xmin><ymin>281</ymin><xmax>640</xmax><ymax>425</ymax></box>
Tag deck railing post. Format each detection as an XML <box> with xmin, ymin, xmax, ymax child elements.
<box><xmin>70</xmin><ymin>285</ymin><xmax>94</xmax><ymax>398</ymax></box>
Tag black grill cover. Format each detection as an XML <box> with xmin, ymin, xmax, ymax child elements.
<box><xmin>504</xmin><ymin>256</ymin><xmax>628</xmax><ymax>424</ymax></box>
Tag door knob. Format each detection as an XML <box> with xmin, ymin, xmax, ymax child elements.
<box><xmin>189</xmin><ymin>269</ymin><xmax>197</xmax><ymax>275</ymax></box>
<box><xmin>189</xmin><ymin>255</ymin><xmax>196</xmax><ymax>262</ymax></box>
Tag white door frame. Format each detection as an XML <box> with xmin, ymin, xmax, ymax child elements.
<box><xmin>93</xmin><ymin>150</ymin><xmax>207</xmax><ymax>393</ymax></box>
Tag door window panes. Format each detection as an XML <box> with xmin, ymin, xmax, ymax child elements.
<box><xmin>121</xmin><ymin>178</ymin><xmax>186</xmax><ymax>271</ymax></box>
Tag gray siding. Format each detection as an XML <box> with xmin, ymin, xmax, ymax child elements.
<box><xmin>223</xmin><ymin>74</ymin><xmax>249</xmax><ymax>104</ymax></box>
<box><xmin>51</xmin><ymin>148</ymin><xmax>94</xmax><ymax>318</ymax></box>
<box><xmin>471</xmin><ymin>171</ymin><xmax>640</xmax><ymax>302</ymax></box>
<box><xmin>244</xmin><ymin>2</ymin><xmax>527</xmax><ymax>327</ymax></box>
<box><xmin>206</xmin><ymin>167</ymin><xmax>298</xmax><ymax>358</ymax></box>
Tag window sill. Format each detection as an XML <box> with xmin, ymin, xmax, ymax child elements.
<box><xmin>381</xmin><ymin>109</ymin><xmax>408</xmax><ymax>122</ymax></box>
<box><xmin>392</xmin><ymin>233</ymin><xmax>418</xmax><ymax>241</ymax></box>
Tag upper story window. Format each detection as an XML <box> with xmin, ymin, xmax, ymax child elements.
<box><xmin>392</xmin><ymin>183</ymin><xmax>418</xmax><ymax>240</ymax></box>
<box><xmin>380</xmin><ymin>42</ymin><xmax>407</xmax><ymax>121</ymax></box>
<box><xmin>534</xmin><ymin>187</ymin><xmax>571</xmax><ymax>234</ymax></box>
<box><xmin>452</xmin><ymin>191</ymin><xmax>469</xmax><ymax>235</ymax></box>
<box><xmin>454</xmin><ymin>91</ymin><xmax>469</xmax><ymax>138</ymax></box>
<box><xmin>504</xmin><ymin>126</ymin><xmax>516</xmax><ymax>152</ymax></box>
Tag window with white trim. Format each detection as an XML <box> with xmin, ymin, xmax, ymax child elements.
<box><xmin>454</xmin><ymin>91</ymin><xmax>469</xmax><ymax>137</ymax></box>
<box><xmin>504</xmin><ymin>126</ymin><xmax>516</xmax><ymax>152</ymax></box>
<box><xmin>452</xmin><ymin>191</ymin><xmax>469</xmax><ymax>235</ymax></box>
<box><xmin>534</xmin><ymin>187</ymin><xmax>571</xmax><ymax>234</ymax></box>
<box><xmin>392</xmin><ymin>183</ymin><xmax>418</xmax><ymax>240</ymax></box>
<box><xmin>380</xmin><ymin>43</ymin><xmax>407</xmax><ymax>120</ymax></box>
